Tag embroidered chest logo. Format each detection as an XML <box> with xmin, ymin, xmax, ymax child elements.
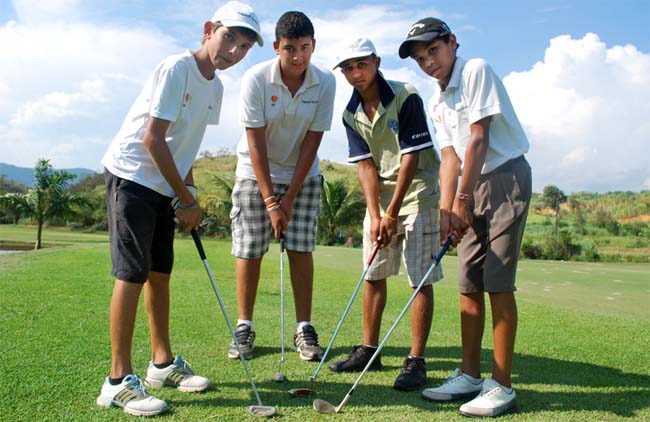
<box><xmin>271</xmin><ymin>95</ymin><xmax>278</xmax><ymax>106</ymax></box>
<box><xmin>389</xmin><ymin>119</ymin><xmax>398</xmax><ymax>133</ymax></box>
<box><xmin>183</xmin><ymin>92</ymin><xmax>191</xmax><ymax>107</ymax></box>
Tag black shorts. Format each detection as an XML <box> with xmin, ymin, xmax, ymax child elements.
<box><xmin>105</xmin><ymin>170</ymin><xmax>175</xmax><ymax>283</ymax></box>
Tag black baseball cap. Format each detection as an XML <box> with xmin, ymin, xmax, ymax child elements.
<box><xmin>398</xmin><ymin>17</ymin><xmax>452</xmax><ymax>59</ymax></box>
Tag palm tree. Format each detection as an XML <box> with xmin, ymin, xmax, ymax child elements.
<box><xmin>0</xmin><ymin>159</ymin><xmax>89</xmax><ymax>249</ymax></box>
<box><xmin>319</xmin><ymin>178</ymin><xmax>366</xmax><ymax>245</ymax></box>
<box><xmin>200</xmin><ymin>173</ymin><xmax>234</xmax><ymax>236</ymax></box>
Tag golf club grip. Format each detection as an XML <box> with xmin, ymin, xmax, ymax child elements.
<box><xmin>280</xmin><ymin>235</ymin><xmax>285</xmax><ymax>253</ymax></box>
<box><xmin>191</xmin><ymin>229</ymin><xmax>206</xmax><ymax>260</ymax></box>
<box><xmin>437</xmin><ymin>236</ymin><xmax>453</xmax><ymax>262</ymax></box>
<box><xmin>367</xmin><ymin>243</ymin><xmax>380</xmax><ymax>266</ymax></box>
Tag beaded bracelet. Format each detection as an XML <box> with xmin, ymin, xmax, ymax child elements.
<box><xmin>264</xmin><ymin>195</ymin><xmax>277</xmax><ymax>203</ymax></box>
<box><xmin>177</xmin><ymin>200</ymin><xmax>199</xmax><ymax>210</ymax></box>
<box><xmin>455</xmin><ymin>192</ymin><xmax>473</xmax><ymax>201</ymax></box>
<box><xmin>266</xmin><ymin>200</ymin><xmax>279</xmax><ymax>209</ymax></box>
<box><xmin>383</xmin><ymin>213</ymin><xmax>397</xmax><ymax>222</ymax></box>
<box><xmin>267</xmin><ymin>204</ymin><xmax>281</xmax><ymax>212</ymax></box>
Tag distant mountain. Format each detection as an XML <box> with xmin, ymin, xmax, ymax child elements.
<box><xmin>0</xmin><ymin>162</ymin><xmax>96</xmax><ymax>188</ymax></box>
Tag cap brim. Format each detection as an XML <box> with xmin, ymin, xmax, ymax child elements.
<box><xmin>219</xmin><ymin>19</ymin><xmax>264</xmax><ymax>47</ymax></box>
<box><xmin>333</xmin><ymin>51</ymin><xmax>375</xmax><ymax>70</ymax></box>
<box><xmin>398</xmin><ymin>32</ymin><xmax>444</xmax><ymax>59</ymax></box>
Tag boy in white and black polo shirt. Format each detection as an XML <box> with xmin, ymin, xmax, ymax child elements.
<box><xmin>98</xmin><ymin>2</ymin><xmax>262</xmax><ymax>417</ymax></box>
<box><xmin>400</xmin><ymin>18</ymin><xmax>532</xmax><ymax>417</ymax></box>
<box><xmin>328</xmin><ymin>37</ymin><xmax>442</xmax><ymax>392</ymax></box>
<box><xmin>229</xmin><ymin>11</ymin><xmax>336</xmax><ymax>362</ymax></box>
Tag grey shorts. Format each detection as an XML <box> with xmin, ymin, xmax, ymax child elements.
<box><xmin>363</xmin><ymin>208</ymin><xmax>443</xmax><ymax>287</ymax></box>
<box><xmin>458</xmin><ymin>156</ymin><xmax>532</xmax><ymax>293</ymax></box>
<box><xmin>104</xmin><ymin>170</ymin><xmax>175</xmax><ymax>284</ymax></box>
<box><xmin>230</xmin><ymin>176</ymin><xmax>321</xmax><ymax>259</ymax></box>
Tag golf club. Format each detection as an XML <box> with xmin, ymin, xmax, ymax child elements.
<box><xmin>288</xmin><ymin>243</ymin><xmax>380</xmax><ymax>397</ymax></box>
<box><xmin>313</xmin><ymin>237</ymin><xmax>453</xmax><ymax>414</ymax></box>
<box><xmin>274</xmin><ymin>236</ymin><xmax>287</xmax><ymax>383</ymax></box>
<box><xmin>190</xmin><ymin>229</ymin><xmax>277</xmax><ymax>417</ymax></box>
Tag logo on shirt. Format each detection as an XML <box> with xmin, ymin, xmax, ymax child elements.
<box><xmin>184</xmin><ymin>93</ymin><xmax>191</xmax><ymax>104</ymax></box>
<box><xmin>271</xmin><ymin>95</ymin><xmax>278</xmax><ymax>106</ymax></box>
<box><xmin>389</xmin><ymin>120</ymin><xmax>398</xmax><ymax>133</ymax></box>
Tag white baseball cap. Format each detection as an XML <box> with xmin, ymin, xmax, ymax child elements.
<box><xmin>333</xmin><ymin>37</ymin><xmax>377</xmax><ymax>69</ymax></box>
<box><xmin>211</xmin><ymin>1</ymin><xmax>264</xmax><ymax>46</ymax></box>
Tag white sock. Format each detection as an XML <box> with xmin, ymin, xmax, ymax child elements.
<box><xmin>237</xmin><ymin>319</ymin><xmax>253</xmax><ymax>330</ymax></box>
<box><xmin>363</xmin><ymin>344</ymin><xmax>378</xmax><ymax>349</ymax></box>
<box><xmin>296</xmin><ymin>321</ymin><xmax>312</xmax><ymax>331</ymax></box>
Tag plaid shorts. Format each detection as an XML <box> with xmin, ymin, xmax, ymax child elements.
<box><xmin>230</xmin><ymin>176</ymin><xmax>321</xmax><ymax>259</ymax></box>
<box><xmin>363</xmin><ymin>208</ymin><xmax>442</xmax><ymax>287</ymax></box>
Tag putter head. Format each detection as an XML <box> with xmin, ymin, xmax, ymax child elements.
<box><xmin>274</xmin><ymin>372</ymin><xmax>287</xmax><ymax>383</ymax></box>
<box><xmin>249</xmin><ymin>405</ymin><xmax>277</xmax><ymax>417</ymax></box>
<box><xmin>313</xmin><ymin>398</ymin><xmax>337</xmax><ymax>414</ymax></box>
<box><xmin>288</xmin><ymin>388</ymin><xmax>316</xmax><ymax>397</ymax></box>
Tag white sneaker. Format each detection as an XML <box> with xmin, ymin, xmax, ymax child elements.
<box><xmin>459</xmin><ymin>378</ymin><xmax>517</xmax><ymax>417</ymax></box>
<box><xmin>145</xmin><ymin>355</ymin><xmax>211</xmax><ymax>392</ymax></box>
<box><xmin>96</xmin><ymin>374</ymin><xmax>168</xmax><ymax>416</ymax></box>
<box><xmin>421</xmin><ymin>368</ymin><xmax>483</xmax><ymax>401</ymax></box>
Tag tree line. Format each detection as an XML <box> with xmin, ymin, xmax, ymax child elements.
<box><xmin>1</xmin><ymin>159</ymin><xmax>648</xmax><ymax>262</ymax></box>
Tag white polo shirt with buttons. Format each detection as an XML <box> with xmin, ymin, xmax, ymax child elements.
<box><xmin>429</xmin><ymin>57</ymin><xmax>529</xmax><ymax>174</ymax></box>
<box><xmin>236</xmin><ymin>57</ymin><xmax>336</xmax><ymax>184</ymax></box>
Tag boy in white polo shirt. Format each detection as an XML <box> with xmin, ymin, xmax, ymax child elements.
<box><xmin>400</xmin><ymin>18</ymin><xmax>531</xmax><ymax>417</ymax></box>
<box><xmin>97</xmin><ymin>2</ymin><xmax>262</xmax><ymax>416</ymax></box>
<box><xmin>229</xmin><ymin>11</ymin><xmax>336</xmax><ymax>362</ymax></box>
<box><xmin>328</xmin><ymin>37</ymin><xmax>442</xmax><ymax>392</ymax></box>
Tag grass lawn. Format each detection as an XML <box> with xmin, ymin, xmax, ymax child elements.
<box><xmin>1</xmin><ymin>225</ymin><xmax>649</xmax><ymax>421</ymax></box>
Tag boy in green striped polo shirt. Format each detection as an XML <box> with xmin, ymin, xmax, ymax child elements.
<box><xmin>328</xmin><ymin>37</ymin><xmax>443</xmax><ymax>392</ymax></box>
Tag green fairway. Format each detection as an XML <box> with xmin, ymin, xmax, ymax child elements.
<box><xmin>1</xmin><ymin>225</ymin><xmax>649</xmax><ymax>421</ymax></box>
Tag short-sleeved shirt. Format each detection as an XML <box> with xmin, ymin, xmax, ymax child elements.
<box><xmin>429</xmin><ymin>57</ymin><xmax>529</xmax><ymax>174</ymax></box>
<box><xmin>102</xmin><ymin>50</ymin><xmax>223</xmax><ymax>197</ymax></box>
<box><xmin>344</xmin><ymin>73</ymin><xmax>440</xmax><ymax>216</ymax></box>
<box><xmin>236</xmin><ymin>57</ymin><xmax>336</xmax><ymax>184</ymax></box>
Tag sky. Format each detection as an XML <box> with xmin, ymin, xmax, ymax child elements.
<box><xmin>0</xmin><ymin>0</ymin><xmax>649</xmax><ymax>193</ymax></box>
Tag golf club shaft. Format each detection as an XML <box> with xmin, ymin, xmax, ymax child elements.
<box><xmin>279</xmin><ymin>236</ymin><xmax>285</xmax><ymax>368</ymax></box>
<box><xmin>335</xmin><ymin>237</ymin><xmax>452</xmax><ymax>411</ymax></box>
<box><xmin>190</xmin><ymin>229</ymin><xmax>265</xmax><ymax>407</ymax></box>
<box><xmin>310</xmin><ymin>243</ymin><xmax>381</xmax><ymax>381</ymax></box>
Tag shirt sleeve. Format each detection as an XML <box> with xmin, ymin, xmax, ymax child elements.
<box><xmin>464</xmin><ymin>59</ymin><xmax>503</xmax><ymax>124</ymax></box>
<box><xmin>309</xmin><ymin>70</ymin><xmax>336</xmax><ymax>132</ymax></box>
<box><xmin>239</xmin><ymin>67</ymin><xmax>266</xmax><ymax>128</ymax></box>
<box><xmin>398</xmin><ymin>93</ymin><xmax>434</xmax><ymax>154</ymax></box>
<box><xmin>149</xmin><ymin>61</ymin><xmax>187</xmax><ymax>123</ymax></box>
<box><xmin>344</xmin><ymin>117</ymin><xmax>372</xmax><ymax>163</ymax></box>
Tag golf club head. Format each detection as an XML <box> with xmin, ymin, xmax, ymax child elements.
<box><xmin>274</xmin><ymin>372</ymin><xmax>287</xmax><ymax>383</ymax></box>
<box><xmin>249</xmin><ymin>405</ymin><xmax>277</xmax><ymax>417</ymax></box>
<box><xmin>313</xmin><ymin>398</ymin><xmax>337</xmax><ymax>414</ymax></box>
<box><xmin>288</xmin><ymin>388</ymin><xmax>316</xmax><ymax>397</ymax></box>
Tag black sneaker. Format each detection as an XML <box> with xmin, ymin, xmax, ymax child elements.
<box><xmin>393</xmin><ymin>356</ymin><xmax>426</xmax><ymax>391</ymax></box>
<box><xmin>293</xmin><ymin>325</ymin><xmax>323</xmax><ymax>361</ymax></box>
<box><xmin>329</xmin><ymin>345</ymin><xmax>382</xmax><ymax>373</ymax></box>
<box><xmin>228</xmin><ymin>324</ymin><xmax>255</xmax><ymax>360</ymax></box>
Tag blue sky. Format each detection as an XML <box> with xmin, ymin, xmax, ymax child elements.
<box><xmin>1</xmin><ymin>0</ymin><xmax>649</xmax><ymax>192</ymax></box>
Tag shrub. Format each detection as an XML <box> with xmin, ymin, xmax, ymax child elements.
<box><xmin>521</xmin><ymin>240</ymin><xmax>543</xmax><ymax>259</ymax></box>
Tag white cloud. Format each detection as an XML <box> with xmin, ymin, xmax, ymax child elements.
<box><xmin>504</xmin><ymin>33</ymin><xmax>650</xmax><ymax>192</ymax></box>
<box><xmin>1</xmin><ymin>2</ymin><xmax>648</xmax><ymax>194</ymax></box>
